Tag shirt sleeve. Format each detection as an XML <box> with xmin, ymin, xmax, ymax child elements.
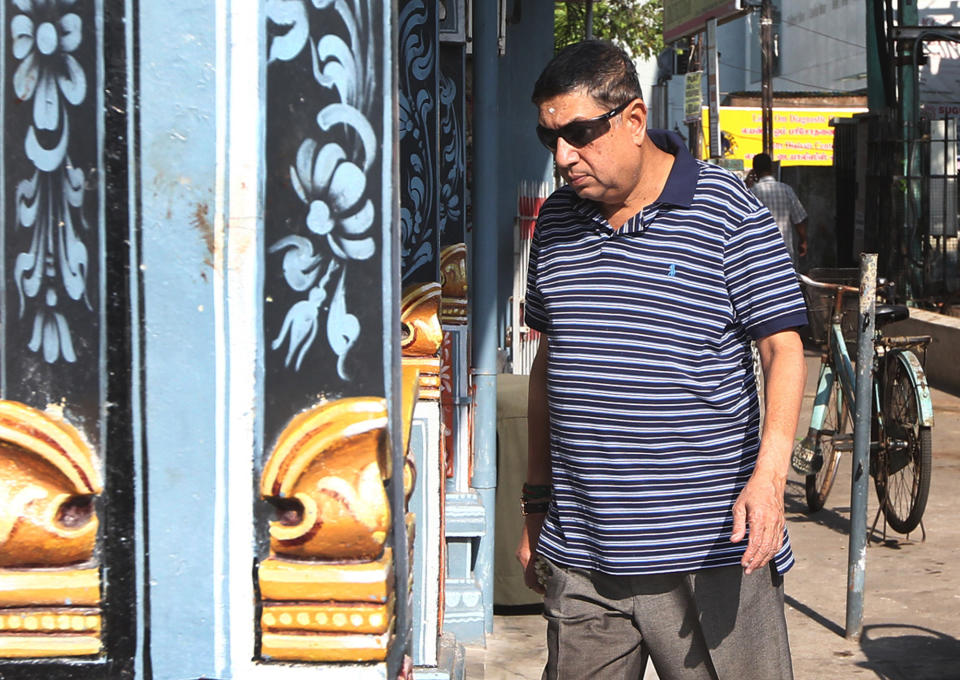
<box><xmin>524</xmin><ymin>223</ymin><xmax>549</xmax><ymax>333</ymax></box>
<box><xmin>724</xmin><ymin>207</ymin><xmax>808</xmax><ymax>339</ymax></box>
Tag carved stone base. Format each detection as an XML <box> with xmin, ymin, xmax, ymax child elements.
<box><xmin>259</xmin><ymin>549</ymin><xmax>395</xmax><ymax>663</ymax></box>
<box><xmin>0</xmin><ymin>566</ymin><xmax>101</xmax><ymax>658</ymax></box>
<box><xmin>442</xmin><ymin>492</ymin><xmax>486</xmax><ymax>645</ymax></box>
<box><xmin>442</xmin><ymin>578</ymin><xmax>484</xmax><ymax>646</ymax></box>
<box><xmin>0</xmin><ymin>631</ymin><xmax>101</xmax><ymax>658</ymax></box>
<box><xmin>263</xmin><ymin>599</ymin><xmax>394</xmax><ymax>634</ymax></box>
<box><xmin>403</xmin><ymin>357</ymin><xmax>441</xmax><ymax>401</ymax></box>
<box><xmin>439</xmin><ymin>299</ymin><xmax>467</xmax><ymax>325</ymax></box>
<box><xmin>260</xmin><ymin>630</ymin><xmax>394</xmax><ymax>663</ymax></box>
<box><xmin>259</xmin><ymin>549</ymin><xmax>394</xmax><ymax>603</ymax></box>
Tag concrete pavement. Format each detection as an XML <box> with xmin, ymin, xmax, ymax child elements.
<box><xmin>465</xmin><ymin>351</ymin><xmax>960</xmax><ymax>679</ymax></box>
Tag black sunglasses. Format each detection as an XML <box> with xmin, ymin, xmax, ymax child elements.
<box><xmin>536</xmin><ymin>100</ymin><xmax>631</xmax><ymax>151</ymax></box>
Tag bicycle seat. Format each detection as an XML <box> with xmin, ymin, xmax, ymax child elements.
<box><xmin>875</xmin><ymin>304</ymin><xmax>909</xmax><ymax>328</ymax></box>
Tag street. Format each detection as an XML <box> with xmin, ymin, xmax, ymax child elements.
<box><xmin>466</xmin><ymin>351</ymin><xmax>960</xmax><ymax>679</ymax></box>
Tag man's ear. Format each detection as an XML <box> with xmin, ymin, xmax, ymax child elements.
<box><xmin>625</xmin><ymin>99</ymin><xmax>648</xmax><ymax>144</ymax></box>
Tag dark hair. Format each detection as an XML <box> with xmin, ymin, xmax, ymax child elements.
<box><xmin>532</xmin><ymin>40</ymin><xmax>643</xmax><ymax>109</ymax></box>
<box><xmin>752</xmin><ymin>153</ymin><xmax>774</xmax><ymax>174</ymax></box>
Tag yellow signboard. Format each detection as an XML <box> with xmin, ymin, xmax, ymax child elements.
<box><xmin>699</xmin><ymin>107</ymin><xmax>867</xmax><ymax>166</ymax></box>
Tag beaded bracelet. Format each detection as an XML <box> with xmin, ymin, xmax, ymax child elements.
<box><xmin>520</xmin><ymin>499</ymin><xmax>550</xmax><ymax>516</ymax></box>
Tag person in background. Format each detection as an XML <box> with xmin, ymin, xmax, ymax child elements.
<box><xmin>516</xmin><ymin>39</ymin><xmax>807</xmax><ymax>679</ymax></box>
<box><xmin>749</xmin><ymin>152</ymin><xmax>808</xmax><ymax>270</ymax></box>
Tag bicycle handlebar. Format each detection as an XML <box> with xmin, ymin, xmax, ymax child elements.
<box><xmin>798</xmin><ymin>272</ymin><xmax>860</xmax><ymax>295</ymax></box>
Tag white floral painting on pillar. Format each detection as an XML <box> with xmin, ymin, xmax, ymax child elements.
<box><xmin>266</xmin><ymin>0</ymin><xmax>378</xmax><ymax>380</ymax></box>
<box><xmin>10</xmin><ymin>0</ymin><xmax>90</xmax><ymax>364</ymax></box>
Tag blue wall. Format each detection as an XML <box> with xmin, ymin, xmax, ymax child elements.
<box><xmin>496</xmin><ymin>3</ymin><xmax>555</xmax><ymax>343</ymax></box>
<box><xmin>139</xmin><ymin>1</ymin><xmax>221</xmax><ymax>676</ymax></box>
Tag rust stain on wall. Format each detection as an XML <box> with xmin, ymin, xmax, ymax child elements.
<box><xmin>192</xmin><ymin>203</ymin><xmax>215</xmax><ymax>270</ymax></box>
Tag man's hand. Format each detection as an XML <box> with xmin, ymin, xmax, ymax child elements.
<box><xmin>730</xmin><ymin>468</ymin><xmax>787</xmax><ymax>574</ymax></box>
<box><xmin>516</xmin><ymin>514</ymin><xmax>547</xmax><ymax>594</ymax></box>
<box><xmin>736</xmin><ymin>329</ymin><xmax>804</xmax><ymax>574</ymax></box>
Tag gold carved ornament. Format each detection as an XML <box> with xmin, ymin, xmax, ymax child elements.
<box><xmin>439</xmin><ymin>243</ymin><xmax>467</xmax><ymax>324</ymax></box>
<box><xmin>257</xmin><ymin>397</ymin><xmax>396</xmax><ymax>663</ymax></box>
<box><xmin>0</xmin><ymin>401</ymin><xmax>102</xmax><ymax>658</ymax></box>
<box><xmin>401</xmin><ymin>281</ymin><xmax>442</xmax><ymax>400</ymax></box>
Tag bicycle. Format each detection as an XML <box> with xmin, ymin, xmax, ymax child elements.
<box><xmin>792</xmin><ymin>268</ymin><xmax>934</xmax><ymax>536</ymax></box>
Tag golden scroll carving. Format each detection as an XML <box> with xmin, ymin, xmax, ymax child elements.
<box><xmin>401</xmin><ymin>282</ymin><xmax>443</xmax><ymax>400</ymax></box>
<box><xmin>258</xmin><ymin>392</ymin><xmax>416</xmax><ymax>663</ymax></box>
<box><xmin>439</xmin><ymin>243</ymin><xmax>467</xmax><ymax>324</ymax></box>
<box><xmin>0</xmin><ymin>401</ymin><xmax>102</xmax><ymax>658</ymax></box>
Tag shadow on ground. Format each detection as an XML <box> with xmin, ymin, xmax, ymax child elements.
<box><xmin>784</xmin><ymin>599</ymin><xmax>960</xmax><ymax>679</ymax></box>
<box><xmin>784</xmin><ymin>477</ymin><xmax>923</xmax><ymax>546</ymax></box>
<box><xmin>857</xmin><ymin>624</ymin><xmax>960</xmax><ymax>680</ymax></box>
<box><xmin>784</xmin><ymin>478</ymin><xmax>852</xmax><ymax>536</ymax></box>
<box><xmin>785</xmin><ymin>594</ymin><xmax>844</xmax><ymax>637</ymax></box>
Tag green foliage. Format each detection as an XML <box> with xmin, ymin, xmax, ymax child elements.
<box><xmin>554</xmin><ymin>1</ymin><xmax>664</xmax><ymax>60</ymax></box>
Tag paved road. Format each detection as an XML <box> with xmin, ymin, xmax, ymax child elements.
<box><xmin>467</xmin><ymin>352</ymin><xmax>960</xmax><ymax>679</ymax></box>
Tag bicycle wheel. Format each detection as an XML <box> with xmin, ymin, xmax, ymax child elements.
<box><xmin>805</xmin><ymin>378</ymin><xmax>851</xmax><ymax>512</ymax></box>
<box><xmin>874</xmin><ymin>355</ymin><xmax>932</xmax><ymax>534</ymax></box>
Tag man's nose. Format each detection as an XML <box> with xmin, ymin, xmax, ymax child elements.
<box><xmin>553</xmin><ymin>137</ymin><xmax>579</xmax><ymax>167</ymax></box>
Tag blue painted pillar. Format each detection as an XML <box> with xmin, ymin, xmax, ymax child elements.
<box><xmin>261</xmin><ymin>0</ymin><xmax>407</xmax><ymax>673</ymax></box>
<box><xmin>471</xmin><ymin>0</ymin><xmax>499</xmax><ymax>636</ymax></box>
<box><xmin>0</xmin><ymin>0</ymin><xmax>138</xmax><ymax>676</ymax></box>
<box><xmin>437</xmin><ymin>20</ymin><xmax>485</xmax><ymax>649</ymax></box>
<box><xmin>138</xmin><ymin>2</ymin><xmax>222</xmax><ymax>676</ymax></box>
<box><xmin>397</xmin><ymin>0</ymin><xmax>445</xmax><ymax>667</ymax></box>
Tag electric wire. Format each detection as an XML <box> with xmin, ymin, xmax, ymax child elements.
<box><xmin>718</xmin><ymin>59</ymin><xmax>861</xmax><ymax>94</ymax></box>
<box><xmin>779</xmin><ymin>18</ymin><xmax>866</xmax><ymax>49</ymax></box>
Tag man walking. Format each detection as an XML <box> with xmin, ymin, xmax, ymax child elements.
<box><xmin>516</xmin><ymin>40</ymin><xmax>807</xmax><ymax>679</ymax></box>
<box><xmin>749</xmin><ymin>152</ymin><xmax>808</xmax><ymax>269</ymax></box>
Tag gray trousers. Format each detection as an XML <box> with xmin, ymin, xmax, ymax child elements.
<box><xmin>540</xmin><ymin>560</ymin><xmax>794</xmax><ymax>680</ymax></box>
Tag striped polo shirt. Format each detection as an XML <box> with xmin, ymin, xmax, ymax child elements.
<box><xmin>525</xmin><ymin>129</ymin><xmax>808</xmax><ymax>575</ymax></box>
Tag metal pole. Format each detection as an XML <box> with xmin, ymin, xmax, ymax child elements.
<box><xmin>687</xmin><ymin>34</ymin><xmax>702</xmax><ymax>159</ymax></box>
<box><xmin>846</xmin><ymin>253</ymin><xmax>877</xmax><ymax>640</ymax></box>
<box><xmin>760</xmin><ymin>0</ymin><xmax>774</xmax><ymax>155</ymax></box>
<box><xmin>585</xmin><ymin>0</ymin><xmax>594</xmax><ymax>40</ymax></box>
<box><xmin>865</xmin><ymin>0</ymin><xmax>886</xmax><ymax>112</ymax></box>
<box><xmin>899</xmin><ymin>0</ymin><xmax>921</xmax><ymax>298</ymax></box>
<box><xmin>706</xmin><ymin>18</ymin><xmax>720</xmax><ymax>160</ymax></box>
<box><xmin>471</xmin><ymin>0</ymin><xmax>499</xmax><ymax>636</ymax></box>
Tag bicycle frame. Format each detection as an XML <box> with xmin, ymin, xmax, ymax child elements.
<box><xmin>806</xmin><ymin>309</ymin><xmax>934</xmax><ymax>460</ymax></box>
<box><xmin>807</xmin><ymin>321</ymin><xmax>857</xmax><ymax>445</ymax></box>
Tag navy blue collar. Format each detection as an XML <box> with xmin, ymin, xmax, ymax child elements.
<box><xmin>645</xmin><ymin>128</ymin><xmax>698</xmax><ymax>208</ymax></box>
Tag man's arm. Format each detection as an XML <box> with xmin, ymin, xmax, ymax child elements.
<box><xmin>516</xmin><ymin>340</ymin><xmax>551</xmax><ymax>593</ymax></box>
<box><xmin>730</xmin><ymin>329</ymin><xmax>806</xmax><ymax>574</ymax></box>
<box><xmin>794</xmin><ymin>218</ymin><xmax>808</xmax><ymax>257</ymax></box>
<box><xmin>788</xmin><ymin>186</ymin><xmax>808</xmax><ymax>258</ymax></box>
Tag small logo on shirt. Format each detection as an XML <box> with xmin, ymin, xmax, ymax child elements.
<box><xmin>668</xmin><ymin>263</ymin><xmax>677</xmax><ymax>277</ymax></box>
